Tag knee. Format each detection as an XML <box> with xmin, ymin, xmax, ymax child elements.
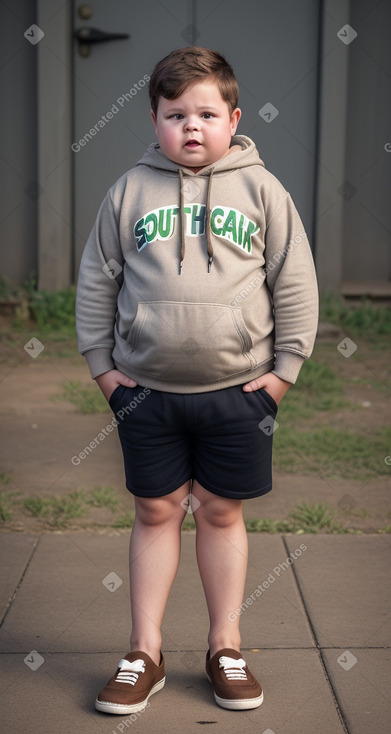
<box><xmin>135</xmin><ymin>493</ymin><xmax>186</xmax><ymax>527</ymax></box>
<box><xmin>195</xmin><ymin>496</ymin><xmax>243</xmax><ymax>529</ymax></box>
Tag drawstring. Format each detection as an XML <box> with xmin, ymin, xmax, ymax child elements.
<box><xmin>178</xmin><ymin>168</ymin><xmax>214</xmax><ymax>274</ymax></box>
<box><xmin>178</xmin><ymin>169</ymin><xmax>186</xmax><ymax>275</ymax></box>
<box><xmin>205</xmin><ymin>168</ymin><xmax>214</xmax><ymax>272</ymax></box>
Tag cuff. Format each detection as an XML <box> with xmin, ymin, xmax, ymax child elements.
<box><xmin>272</xmin><ymin>351</ymin><xmax>306</xmax><ymax>384</ymax></box>
<box><xmin>82</xmin><ymin>348</ymin><xmax>115</xmax><ymax>379</ymax></box>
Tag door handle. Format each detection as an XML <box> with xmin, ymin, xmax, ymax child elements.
<box><xmin>74</xmin><ymin>27</ymin><xmax>130</xmax><ymax>56</ymax></box>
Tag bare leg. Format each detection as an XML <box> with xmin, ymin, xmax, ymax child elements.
<box><xmin>192</xmin><ymin>481</ymin><xmax>248</xmax><ymax>657</ymax></box>
<box><xmin>129</xmin><ymin>482</ymin><xmax>190</xmax><ymax>665</ymax></box>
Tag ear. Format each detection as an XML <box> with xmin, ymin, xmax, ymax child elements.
<box><xmin>150</xmin><ymin>109</ymin><xmax>158</xmax><ymax>135</ymax></box>
<box><xmin>230</xmin><ymin>107</ymin><xmax>241</xmax><ymax>136</ymax></box>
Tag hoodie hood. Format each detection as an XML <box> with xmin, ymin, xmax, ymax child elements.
<box><xmin>136</xmin><ymin>135</ymin><xmax>265</xmax><ymax>274</ymax></box>
<box><xmin>136</xmin><ymin>134</ymin><xmax>266</xmax><ymax>175</ymax></box>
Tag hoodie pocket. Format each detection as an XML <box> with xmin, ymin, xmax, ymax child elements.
<box><xmin>122</xmin><ymin>301</ymin><xmax>257</xmax><ymax>383</ymax></box>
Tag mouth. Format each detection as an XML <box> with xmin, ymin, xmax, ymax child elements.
<box><xmin>185</xmin><ymin>139</ymin><xmax>201</xmax><ymax>148</ymax></box>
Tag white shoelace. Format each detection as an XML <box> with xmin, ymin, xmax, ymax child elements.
<box><xmin>219</xmin><ymin>656</ymin><xmax>248</xmax><ymax>680</ymax></box>
<box><xmin>115</xmin><ymin>658</ymin><xmax>146</xmax><ymax>686</ymax></box>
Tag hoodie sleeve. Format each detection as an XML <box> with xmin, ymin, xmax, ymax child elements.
<box><xmin>76</xmin><ymin>190</ymin><xmax>124</xmax><ymax>379</ymax></box>
<box><xmin>264</xmin><ymin>192</ymin><xmax>319</xmax><ymax>384</ymax></box>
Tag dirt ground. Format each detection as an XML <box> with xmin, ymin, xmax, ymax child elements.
<box><xmin>0</xmin><ymin>322</ymin><xmax>390</xmax><ymax>534</ymax></box>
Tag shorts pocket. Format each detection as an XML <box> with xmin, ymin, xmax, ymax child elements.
<box><xmin>245</xmin><ymin>387</ymin><xmax>278</xmax><ymax>414</ymax></box>
<box><xmin>119</xmin><ymin>301</ymin><xmax>257</xmax><ymax>383</ymax></box>
<box><xmin>257</xmin><ymin>387</ymin><xmax>278</xmax><ymax>413</ymax></box>
<box><xmin>108</xmin><ymin>384</ymin><xmax>127</xmax><ymax>410</ymax></box>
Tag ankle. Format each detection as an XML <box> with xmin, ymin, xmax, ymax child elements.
<box><xmin>208</xmin><ymin>636</ymin><xmax>241</xmax><ymax>659</ymax></box>
<box><xmin>130</xmin><ymin>638</ymin><xmax>162</xmax><ymax>667</ymax></box>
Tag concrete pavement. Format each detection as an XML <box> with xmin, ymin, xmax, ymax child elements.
<box><xmin>0</xmin><ymin>531</ymin><xmax>390</xmax><ymax>734</ymax></box>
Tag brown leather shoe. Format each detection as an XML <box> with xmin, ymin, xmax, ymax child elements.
<box><xmin>205</xmin><ymin>648</ymin><xmax>263</xmax><ymax>710</ymax></box>
<box><xmin>95</xmin><ymin>650</ymin><xmax>165</xmax><ymax>714</ymax></box>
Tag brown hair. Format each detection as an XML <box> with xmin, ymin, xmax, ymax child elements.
<box><xmin>149</xmin><ymin>47</ymin><xmax>239</xmax><ymax>116</ymax></box>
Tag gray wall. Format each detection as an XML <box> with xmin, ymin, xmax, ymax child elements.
<box><xmin>342</xmin><ymin>0</ymin><xmax>391</xmax><ymax>283</ymax></box>
<box><xmin>1</xmin><ymin>0</ymin><xmax>390</xmax><ymax>293</ymax></box>
<box><xmin>0</xmin><ymin>0</ymin><xmax>38</xmax><ymax>287</ymax></box>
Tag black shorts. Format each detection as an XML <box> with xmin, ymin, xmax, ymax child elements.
<box><xmin>109</xmin><ymin>383</ymin><xmax>278</xmax><ymax>500</ymax></box>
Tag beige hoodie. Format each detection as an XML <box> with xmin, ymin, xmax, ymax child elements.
<box><xmin>76</xmin><ymin>135</ymin><xmax>318</xmax><ymax>392</ymax></box>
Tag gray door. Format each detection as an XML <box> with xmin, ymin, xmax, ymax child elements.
<box><xmin>73</xmin><ymin>0</ymin><xmax>320</xmax><ymax>277</ymax></box>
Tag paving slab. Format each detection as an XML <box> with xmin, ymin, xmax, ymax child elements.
<box><xmin>0</xmin><ymin>533</ymin><xmax>132</xmax><ymax>653</ymax></box>
<box><xmin>285</xmin><ymin>535</ymin><xmax>391</xmax><ymax>647</ymax></box>
<box><xmin>322</xmin><ymin>648</ymin><xmax>391</xmax><ymax>734</ymax></box>
<box><xmin>0</xmin><ymin>534</ymin><xmax>38</xmax><ymax>622</ymax></box>
<box><xmin>1</xmin><ymin>533</ymin><xmax>390</xmax><ymax>733</ymax></box>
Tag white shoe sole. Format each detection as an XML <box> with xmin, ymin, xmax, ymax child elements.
<box><xmin>214</xmin><ymin>690</ymin><xmax>264</xmax><ymax>710</ymax></box>
<box><xmin>95</xmin><ymin>676</ymin><xmax>165</xmax><ymax>715</ymax></box>
<box><xmin>206</xmin><ymin>672</ymin><xmax>264</xmax><ymax>710</ymax></box>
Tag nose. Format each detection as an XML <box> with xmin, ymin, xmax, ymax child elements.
<box><xmin>184</xmin><ymin>117</ymin><xmax>201</xmax><ymax>131</ymax></box>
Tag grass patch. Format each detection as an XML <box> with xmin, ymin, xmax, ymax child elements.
<box><xmin>86</xmin><ymin>485</ymin><xmax>120</xmax><ymax>511</ymax></box>
<box><xmin>181</xmin><ymin>514</ymin><xmax>196</xmax><ymax>530</ymax></box>
<box><xmin>28</xmin><ymin>287</ymin><xmax>76</xmax><ymax>334</ymax></box>
<box><xmin>5</xmin><ymin>276</ymin><xmax>77</xmax><ymax>340</ymax></box>
<box><xmin>0</xmin><ymin>490</ymin><xmax>20</xmax><ymax>522</ymax></box>
<box><xmin>244</xmin><ymin>517</ymin><xmax>295</xmax><ymax>533</ymax></box>
<box><xmin>277</xmin><ymin>358</ymin><xmax>348</xmax><ymax>422</ymax></box>
<box><xmin>288</xmin><ymin>502</ymin><xmax>344</xmax><ymax>533</ymax></box>
<box><xmin>53</xmin><ymin>380</ymin><xmax>108</xmax><ymax>414</ymax></box>
<box><xmin>320</xmin><ymin>292</ymin><xmax>391</xmax><ymax>338</ymax></box>
<box><xmin>23</xmin><ymin>490</ymin><xmax>88</xmax><ymax>528</ymax></box>
<box><xmin>0</xmin><ymin>471</ymin><xmax>12</xmax><ymax>485</ymax></box>
<box><xmin>274</xmin><ymin>426</ymin><xmax>391</xmax><ymax>479</ymax></box>
<box><xmin>23</xmin><ymin>496</ymin><xmax>52</xmax><ymax>518</ymax></box>
<box><xmin>23</xmin><ymin>487</ymin><xmax>122</xmax><ymax>527</ymax></box>
<box><xmin>245</xmin><ymin>503</ymin><xmax>346</xmax><ymax>534</ymax></box>
<box><xmin>112</xmin><ymin>511</ymin><xmax>134</xmax><ymax>528</ymax></box>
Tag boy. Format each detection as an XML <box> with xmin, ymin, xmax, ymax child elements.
<box><xmin>76</xmin><ymin>47</ymin><xmax>318</xmax><ymax>713</ymax></box>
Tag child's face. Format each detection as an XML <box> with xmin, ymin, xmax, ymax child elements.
<box><xmin>151</xmin><ymin>80</ymin><xmax>241</xmax><ymax>173</ymax></box>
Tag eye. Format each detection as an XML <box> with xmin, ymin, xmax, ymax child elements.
<box><xmin>170</xmin><ymin>113</ymin><xmax>183</xmax><ymax>120</ymax></box>
<box><xmin>202</xmin><ymin>112</ymin><xmax>214</xmax><ymax>119</ymax></box>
